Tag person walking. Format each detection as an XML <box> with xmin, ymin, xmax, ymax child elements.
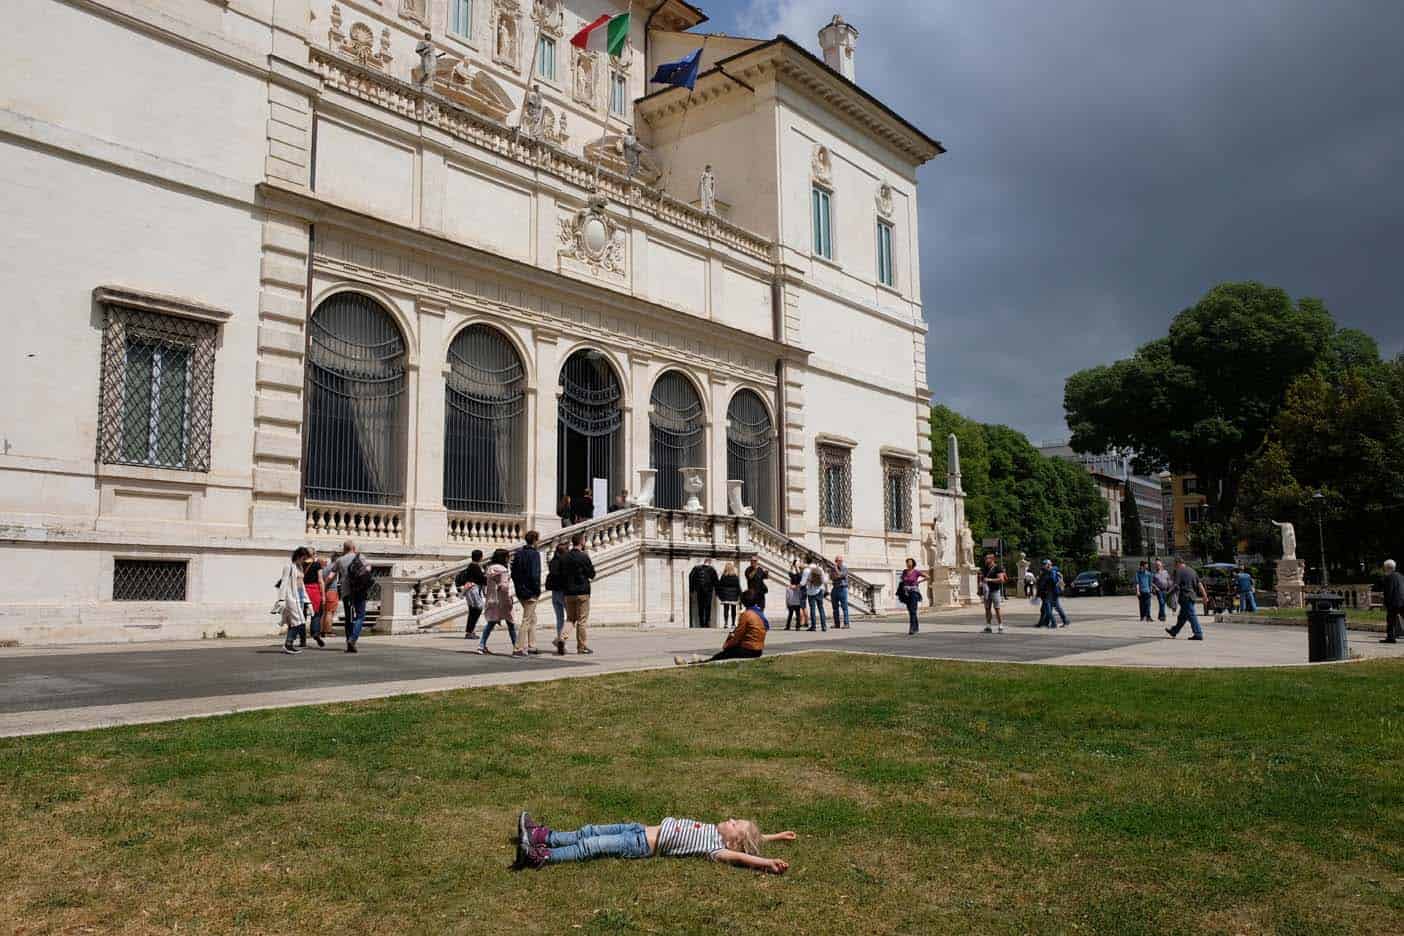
<box><xmin>1235</xmin><ymin>567</ymin><xmax>1258</xmax><ymax>613</ymax></box>
<box><xmin>455</xmin><ymin>549</ymin><xmax>487</xmax><ymax>639</ymax></box>
<box><xmin>1035</xmin><ymin>559</ymin><xmax>1061</xmax><ymax>629</ymax></box>
<box><xmin>1045</xmin><ymin>561</ymin><xmax>1070</xmax><ymax>628</ymax></box>
<box><xmin>546</xmin><ymin>542</ymin><xmax>569</xmax><ymax>650</ymax></box>
<box><xmin>557</xmin><ymin>494</ymin><xmax>574</xmax><ymax>529</ymax></box>
<box><xmin>475</xmin><ymin>548</ymin><xmax>519</xmax><ymax>655</ymax></box>
<box><xmin>980</xmin><ymin>553</ymin><xmax>1007</xmax><ymax>634</ymax></box>
<box><xmin>1151</xmin><ymin>558</ymin><xmax>1172</xmax><ymax>622</ymax></box>
<box><xmin>744</xmin><ymin>557</ymin><xmax>769</xmax><ymax>611</ymax></box>
<box><xmin>1135</xmin><ymin>560</ymin><xmax>1154</xmax><ymax>622</ymax></box>
<box><xmin>512</xmin><ymin>531</ymin><xmax>543</xmax><ymax>656</ymax></box>
<box><xmin>1381</xmin><ymin>559</ymin><xmax>1402</xmax><ymax>644</ymax></box>
<box><xmin>1165</xmin><ymin>557</ymin><xmax>1208</xmax><ymax>641</ymax></box>
<box><xmin>303</xmin><ymin>547</ymin><xmax>328</xmax><ymax>648</ymax></box>
<box><xmin>898</xmin><ymin>558</ymin><xmax>927</xmax><ymax>635</ymax></box>
<box><xmin>830</xmin><ymin>556</ymin><xmax>851</xmax><ymax>629</ymax></box>
<box><xmin>279</xmin><ymin>547</ymin><xmax>313</xmax><ymax>654</ymax></box>
<box><xmin>716</xmin><ymin>562</ymin><xmax>742</xmax><ymax>630</ymax></box>
<box><xmin>690</xmin><ymin>560</ymin><xmax>719</xmax><ymax>629</ymax></box>
<box><xmin>803</xmin><ymin>561</ymin><xmax>829</xmax><ymax>632</ymax></box>
<box><xmin>559</xmin><ymin>532</ymin><xmax>595</xmax><ymax>654</ymax></box>
<box><xmin>1023</xmin><ymin>567</ymin><xmax>1036</xmax><ymax>598</ymax></box>
<box><xmin>784</xmin><ymin>560</ymin><xmax>805</xmax><ymax>630</ymax></box>
<box><xmin>329</xmin><ymin>539</ymin><xmax>372</xmax><ymax>653</ymax></box>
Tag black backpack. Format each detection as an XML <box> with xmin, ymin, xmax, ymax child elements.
<box><xmin>347</xmin><ymin>555</ymin><xmax>374</xmax><ymax>597</ymax></box>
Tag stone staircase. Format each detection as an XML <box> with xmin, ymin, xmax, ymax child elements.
<box><xmin>376</xmin><ymin>507</ymin><xmax>886</xmax><ymax>633</ymax></box>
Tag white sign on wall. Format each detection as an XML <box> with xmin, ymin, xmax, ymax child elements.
<box><xmin>592</xmin><ymin>477</ymin><xmax>608</xmax><ymax>519</ymax></box>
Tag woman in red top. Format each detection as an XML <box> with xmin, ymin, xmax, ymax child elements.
<box><xmin>303</xmin><ymin>548</ymin><xmax>327</xmax><ymax>648</ymax></box>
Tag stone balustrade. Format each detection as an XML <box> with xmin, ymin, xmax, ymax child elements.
<box><xmin>305</xmin><ymin>502</ymin><xmax>406</xmax><ymax>543</ymax></box>
<box><xmin>447</xmin><ymin>512</ymin><xmax>524</xmax><ymax>547</ymax></box>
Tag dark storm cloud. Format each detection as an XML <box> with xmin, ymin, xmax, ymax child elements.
<box><xmin>719</xmin><ymin>0</ymin><xmax>1404</xmax><ymax>441</ymax></box>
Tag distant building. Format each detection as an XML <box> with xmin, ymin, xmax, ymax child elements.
<box><xmin>1168</xmin><ymin>473</ymin><xmax>1210</xmax><ymax>556</ymax></box>
<box><xmin>1039</xmin><ymin>442</ymin><xmax>1168</xmax><ymax>557</ymax></box>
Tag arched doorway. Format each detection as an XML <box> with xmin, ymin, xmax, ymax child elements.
<box><xmin>444</xmin><ymin>324</ymin><xmax>527</xmax><ymax>514</ymax></box>
<box><xmin>557</xmin><ymin>349</ymin><xmax>623</xmax><ymax>515</ymax></box>
<box><xmin>649</xmin><ymin>370</ymin><xmax>705</xmax><ymax>510</ymax></box>
<box><xmin>726</xmin><ymin>389</ymin><xmax>776</xmax><ymax>525</ymax></box>
<box><xmin>303</xmin><ymin>292</ymin><xmax>407</xmax><ymax>505</ymax></box>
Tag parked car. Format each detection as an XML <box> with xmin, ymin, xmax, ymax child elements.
<box><xmin>1067</xmin><ymin>571</ymin><xmax>1105</xmax><ymax>597</ymax></box>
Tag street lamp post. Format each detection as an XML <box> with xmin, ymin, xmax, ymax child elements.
<box><xmin>1312</xmin><ymin>490</ymin><xmax>1328</xmax><ymax>588</ymax></box>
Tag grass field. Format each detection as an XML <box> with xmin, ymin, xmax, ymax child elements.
<box><xmin>2</xmin><ymin>654</ymin><xmax>1402</xmax><ymax>935</ymax></box>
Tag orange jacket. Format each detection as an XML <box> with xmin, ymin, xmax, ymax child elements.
<box><xmin>723</xmin><ymin>610</ymin><xmax>767</xmax><ymax>653</ymax></box>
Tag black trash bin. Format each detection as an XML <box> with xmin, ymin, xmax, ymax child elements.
<box><xmin>1306</xmin><ymin>592</ymin><xmax>1348</xmax><ymax>662</ymax></box>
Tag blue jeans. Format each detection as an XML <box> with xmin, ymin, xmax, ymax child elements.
<box><xmin>1049</xmin><ymin>597</ymin><xmax>1069</xmax><ymax>627</ymax></box>
<box><xmin>1137</xmin><ymin>592</ymin><xmax>1152</xmax><ymax>621</ymax></box>
<box><xmin>1155</xmin><ymin>590</ymin><xmax>1168</xmax><ymax>621</ymax></box>
<box><xmin>806</xmin><ymin>593</ymin><xmax>827</xmax><ymax>631</ymax></box>
<box><xmin>478</xmin><ymin>618</ymin><xmax>518</xmax><ymax>651</ymax></box>
<box><xmin>1169</xmin><ymin>599</ymin><xmax>1203</xmax><ymax>638</ymax></box>
<box><xmin>903</xmin><ymin>592</ymin><xmax>920</xmax><ymax>633</ymax></box>
<box><xmin>343</xmin><ymin>594</ymin><xmax>367</xmax><ymax>643</ymax></box>
<box><xmin>831</xmin><ymin>587</ymin><xmax>850</xmax><ymax>628</ymax></box>
<box><xmin>544</xmin><ymin>823</ymin><xmax>651</xmax><ymax>863</ymax></box>
<box><xmin>551</xmin><ymin>590</ymin><xmax>566</xmax><ymax>638</ymax></box>
<box><xmin>1239</xmin><ymin>590</ymin><xmax>1257</xmax><ymax>612</ymax></box>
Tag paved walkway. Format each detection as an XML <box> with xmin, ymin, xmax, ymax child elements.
<box><xmin>2</xmin><ymin>596</ymin><xmax>1399</xmax><ymax>737</ymax></box>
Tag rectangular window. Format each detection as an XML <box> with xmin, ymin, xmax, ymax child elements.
<box><xmin>609</xmin><ymin>72</ymin><xmax>627</xmax><ymax>117</ymax></box>
<box><xmin>537</xmin><ymin>36</ymin><xmax>556</xmax><ymax>80</ymax></box>
<box><xmin>1185</xmin><ymin>505</ymin><xmax>1201</xmax><ymax>525</ymax></box>
<box><xmin>98</xmin><ymin>303</ymin><xmax>217</xmax><ymax>472</ymax></box>
<box><xmin>811</xmin><ymin>186</ymin><xmax>832</xmax><ymax>260</ymax></box>
<box><xmin>876</xmin><ymin>220</ymin><xmax>895</xmax><ymax>287</ymax></box>
<box><xmin>1182</xmin><ymin>477</ymin><xmax>1200</xmax><ymax>494</ymax></box>
<box><xmin>449</xmin><ymin>0</ymin><xmax>472</xmax><ymax>38</ymax></box>
<box><xmin>818</xmin><ymin>444</ymin><xmax>852</xmax><ymax>528</ymax></box>
<box><xmin>113</xmin><ymin>559</ymin><xmax>188</xmax><ymax>601</ymax></box>
<box><xmin>882</xmin><ymin>457</ymin><xmax>913</xmax><ymax>533</ymax></box>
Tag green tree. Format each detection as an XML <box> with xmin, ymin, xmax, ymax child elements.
<box><xmin>1121</xmin><ymin>486</ymin><xmax>1144</xmax><ymax>556</ymax></box>
<box><xmin>1064</xmin><ymin>282</ymin><xmax>1334</xmax><ymax>545</ymax></box>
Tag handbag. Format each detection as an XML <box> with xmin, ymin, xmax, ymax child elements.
<box><xmin>465</xmin><ymin>582</ymin><xmax>485</xmax><ymax>610</ymax></box>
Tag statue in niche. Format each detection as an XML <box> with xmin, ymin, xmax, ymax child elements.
<box><xmin>621</xmin><ymin>128</ymin><xmax>643</xmax><ymax>179</ymax></box>
<box><xmin>415</xmin><ymin>33</ymin><xmax>438</xmax><ymax>87</ymax></box>
<box><xmin>699</xmin><ymin>164</ymin><xmax>717</xmax><ymax>214</ymax></box>
<box><xmin>575</xmin><ymin>52</ymin><xmax>597</xmax><ymax>104</ymax></box>
<box><xmin>496</xmin><ymin>16</ymin><xmax>515</xmax><ymax>62</ymax></box>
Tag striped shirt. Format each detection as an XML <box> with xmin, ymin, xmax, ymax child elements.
<box><xmin>656</xmin><ymin>817</ymin><xmax>725</xmax><ymax>859</ymax></box>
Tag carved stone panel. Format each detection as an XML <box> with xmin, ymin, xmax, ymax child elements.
<box><xmin>429</xmin><ymin>58</ymin><xmax>515</xmax><ymax>123</ymax></box>
<box><xmin>573</xmin><ymin>47</ymin><xmax>599</xmax><ymax>108</ymax></box>
<box><xmin>329</xmin><ymin>4</ymin><xmax>393</xmax><ymax>71</ymax></box>
<box><xmin>557</xmin><ymin>194</ymin><xmax>627</xmax><ymax>283</ymax></box>
<box><xmin>876</xmin><ymin>182</ymin><xmax>894</xmax><ymax>218</ymax></box>
<box><xmin>811</xmin><ymin>145</ymin><xmax>833</xmax><ymax>185</ymax></box>
<box><xmin>493</xmin><ymin>0</ymin><xmax>521</xmax><ymax>72</ymax></box>
<box><xmin>532</xmin><ymin>0</ymin><xmax>564</xmax><ymax>38</ymax></box>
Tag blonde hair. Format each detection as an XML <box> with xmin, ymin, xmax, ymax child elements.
<box><xmin>728</xmin><ymin>820</ymin><xmax>762</xmax><ymax>856</ymax></box>
<box><xmin>723</xmin><ymin>562</ymin><xmax>737</xmax><ymax>577</ymax></box>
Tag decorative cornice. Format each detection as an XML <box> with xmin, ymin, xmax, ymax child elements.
<box><xmin>93</xmin><ymin>286</ymin><xmax>234</xmax><ymax>325</ymax></box>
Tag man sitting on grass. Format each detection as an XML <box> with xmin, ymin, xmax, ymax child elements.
<box><xmin>515</xmin><ymin>811</ymin><xmax>795</xmax><ymax>874</ymax></box>
<box><xmin>673</xmin><ymin>589</ymin><xmax>768</xmax><ymax>666</ymax></box>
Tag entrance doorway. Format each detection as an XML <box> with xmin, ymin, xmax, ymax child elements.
<box><xmin>557</xmin><ymin>349</ymin><xmax>623</xmax><ymax>517</ymax></box>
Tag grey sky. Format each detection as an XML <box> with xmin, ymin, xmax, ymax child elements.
<box><xmin>701</xmin><ymin>0</ymin><xmax>1404</xmax><ymax>442</ymax></box>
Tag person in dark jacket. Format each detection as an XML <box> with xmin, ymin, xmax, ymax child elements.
<box><xmin>1382</xmin><ymin>558</ymin><xmax>1403</xmax><ymax>644</ymax></box>
<box><xmin>715</xmin><ymin>563</ymin><xmax>742</xmax><ymax>630</ymax></box>
<box><xmin>455</xmin><ymin>549</ymin><xmax>487</xmax><ymax>639</ymax></box>
<box><xmin>558</xmin><ymin>533</ymin><xmax>596</xmax><ymax>655</ymax></box>
<box><xmin>574</xmin><ymin>488</ymin><xmax>595</xmax><ymax>524</ymax></box>
<box><xmin>557</xmin><ymin>495</ymin><xmax>573</xmax><ymax>529</ymax></box>
<box><xmin>744</xmin><ymin>557</ymin><xmax>769</xmax><ymax>611</ymax></box>
<box><xmin>690</xmin><ymin>560</ymin><xmax>720</xmax><ymax>628</ymax></box>
<box><xmin>511</xmin><ymin>531</ymin><xmax>543</xmax><ymax>655</ymax></box>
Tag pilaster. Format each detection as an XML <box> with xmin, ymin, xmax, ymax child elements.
<box><xmin>629</xmin><ymin>353</ymin><xmax>654</xmax><ymax>503</ymax></box>
<box><xmin>410</xmin><ymin>298</ymin><xmax>448</xmax><ymax>547</ymax></box>
<box><xmin>532</xmin><ymin>329</ymin><xmax>562</xmax><ymax>529</ymax></box>
<box><xmin>708</xmin><ymin>373</ymin><xmax>729</xmax><ymax>514</ymax></box>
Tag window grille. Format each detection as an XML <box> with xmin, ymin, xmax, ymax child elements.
<box><xmin>557</xmin><ymin>349</ymin><xmax>623</xmax><ymax>506</ymax></box>
<box><xmin>649</xmin><ymin>371</ymin><xmax>705</xmax><ymax>510</ymax></box>
<box><xmin>537</xmin><ymin>36</ymin><xmax>556</xmax><ymax>79</ymax></box>
<box><xmin>818</xmin><ymin>444</ymin><xmax>851</xmax><ymax>528</ymax></box>
<box><xmin>304</xmin><ymin>293</ymin><xmax>407</xmax><ymax>506</ymax></box>
<box><xmin>98</xmin><ymin>305</ymin><xmax>217</xmax><ymax>471</ymax></box>
<box><xmin>726</xmin><ymin>390</ymin><xmax>775</xmax><ymax>526</ymax></box>
<box><xmin>448</xmin><ymin>0</ymin><xmax>471</xmax><ymax>36</ymax></box>
<box><xmin>444</xmin><ymin>324</ymin><xmax>526</xmax><ymax>514</ymax></box>
<box><xmin>883</xmin><ymin>456</ymin><xmax>914</xmax><ymax>533</ymax></box>
<box><xmin>811</xmin><ymin>186</ymin><xmax>833</xmax><ymax>259</ymax></box>
<box><xmin>876</xmin><ymin>220</ymin><xmax>895</xmax><ymax>287</ymax></box>
<box><xmin>113</xmin><ymin>559</ymin><xmax>188</xmax><ymax>601</ymax></box>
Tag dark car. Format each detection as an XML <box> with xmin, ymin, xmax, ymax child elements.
<box><xmin>1067</xmin><ymin>571</ymin><xmax>1105</xmax><ymax>597</ymax></box>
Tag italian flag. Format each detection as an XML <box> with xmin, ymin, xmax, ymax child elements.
<box><xmin>570</xmin><ymin>11</ymin><xmax>630</xmax><ymax>57</ymax></box>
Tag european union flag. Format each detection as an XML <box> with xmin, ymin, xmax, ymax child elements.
<box><xmin>652</xmin><ymin>47</ymin><xmax>703</xmax><ymax>91</ymax></box>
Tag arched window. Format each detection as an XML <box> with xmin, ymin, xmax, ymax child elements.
<box><xmin>727</xmin><ymin>389</ymin><xmax>776</xmax><ymax>526</ymax></box>
<box><xmin>445</xmin><ymin>324</ymin><xmax>527</xmax><ymax>514</ymax></box>
<box><xmin>558</xmin><ymin>349</ymin><xmax>624</xmax><ymax>512</ymax></box>
<box><xmin>649</xmin><ymin>371</ymin><xmax>705</xmax><ymax>510</ymax></box>
<box><xmin>304</xmin><ymin>293</ymin><xmax>407</xmax><ymax>506</ymax></box>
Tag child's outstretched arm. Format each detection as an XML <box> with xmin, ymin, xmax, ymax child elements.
<box><xmin>714</xmin><ymin>849</ymin><xmax>789</xmax><ymax>874</ymax></box>
<box><xmin>761</xmin><ymin>831</ymin><xmax>797</xmax><ymax>843</ymax></box>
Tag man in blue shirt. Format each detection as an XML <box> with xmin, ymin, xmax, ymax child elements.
<box><xmin>1235</xmin><ymin>567</ymin><xmax>1257</xmax><ymax>613</ymax></box>
<box><xmin>1134</xmin><ymin>560</ymin><xmax>1153</xmax><ymax>622</ymax></box>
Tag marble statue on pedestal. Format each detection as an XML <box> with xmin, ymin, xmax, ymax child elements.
<box><xmin>699</xmin><ymin>164</ymin><xmax>717</xmax><ymax>214</ymax></box>
<box><xmin>1270</xmin><ymin>520</ymin><xmax>1297</xmax><ymax>561</ymax></box>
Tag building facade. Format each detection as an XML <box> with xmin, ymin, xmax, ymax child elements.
<box><xmin>1039</xmin><ymin>443</ymin><xmax>1167</xmax><ymax>558</ymax></box>
<box><xmin>0</xmin><ymin>1</ymin><xmax>956</xmax><ymax>643</ymax></box>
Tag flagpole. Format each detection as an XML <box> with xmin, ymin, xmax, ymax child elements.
<box><xmin>659</xmin><ymin>33</ymin><xmax>709</xmax><ymax>198</ymax></box>
<box><xmin>588</xmin><ymin>0</ymin><xmax>631</xmax><ymax>185</ymax></box>
<box><xmin>516</xmin><ymin>9</ymin><xmax>542</xmax><ymax>137</ymax></box>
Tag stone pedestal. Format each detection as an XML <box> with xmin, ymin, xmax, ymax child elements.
<box><xmin>1276</xmin><ymin>558</ymin><xmax>1306</xmax><ymax>609</ymax></box>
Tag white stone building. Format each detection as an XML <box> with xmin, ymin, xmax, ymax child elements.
<box><xmin>0</xmin><ymin>0</ymin><xmax>960</xmax><ymax>643</ymax></box>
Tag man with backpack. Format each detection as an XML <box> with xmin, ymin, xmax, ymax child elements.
<box><xmin>511</xmin><ymin>531</ymin><xmax>544</xmax><ymax>655</ymax></box>
<box><xmin>559</xmin><ymin>533</ymin><xmax>596</xmax><ymax>654</ymax></box>
<box><xmin>329</xmin><ymin>540</ymin><xmax>374</xmax><ymax>653</ymax></box>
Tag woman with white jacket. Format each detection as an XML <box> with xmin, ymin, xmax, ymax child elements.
<box><xmin>280</xmin><ymin>546</ymin><xmax>313</xmax><ymax>654</ymax></box>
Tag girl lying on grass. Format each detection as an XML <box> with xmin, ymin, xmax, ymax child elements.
<box><xmin>514</xmin><ymin>811</ymin><xmax>795</xmax><ymax>874</ymax></box>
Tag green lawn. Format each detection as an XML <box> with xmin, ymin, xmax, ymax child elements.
<box><xmin>2</xmin><ymin>655</ymin><xmax>1402</xmax><ymax>935</ymax></box>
